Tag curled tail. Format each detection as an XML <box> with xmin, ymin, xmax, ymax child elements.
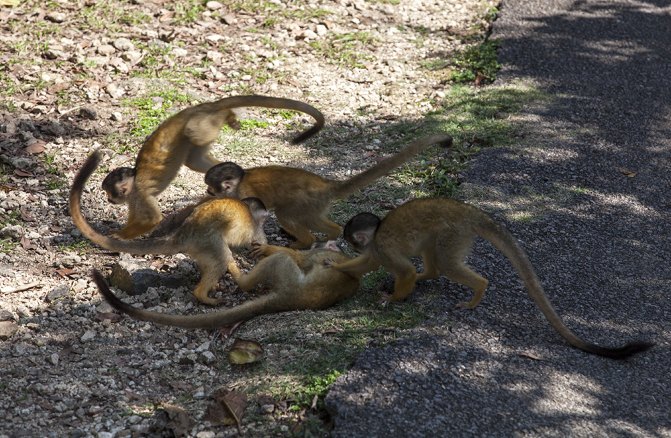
<box><xmin>213</xmin><ymin>95</ymin><xmax>325</xmax><ymax>144</ymax></box>
<box><xmin>93</xmin><ymin>269</ymin><xmax>286</xmax><ymax>329</ymax></box>
<box><xmin>69</xmin><ymin>151</ymin><xmax>175</xmax><ymax>255</ymax></box>
<box><xmin>332</xmin><ymin>134</ymin><xmax>453</xmax><ymax>199</ymax></box>
<box><xmin>473</xmin><ymin>212</ymin><xmax>653</xmax><ymax>359</ymax></box>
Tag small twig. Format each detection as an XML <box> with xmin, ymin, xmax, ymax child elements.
<box><xmin>1</xmin><ymin>281</ymin><xmax>41</xmax><ymax>294</ymax></box>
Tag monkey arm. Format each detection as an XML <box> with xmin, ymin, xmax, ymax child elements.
<box><xmin>328</xmin><ymin>253</ymin><xmax>379</xmax><ymax>279</ymax></box>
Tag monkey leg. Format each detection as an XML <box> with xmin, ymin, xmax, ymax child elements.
<box><xmin>310</xmin><ymin>216</ymin><xmax>343</xmax><ymax>241</ymax></box>
<box><xmin>382</xmin><ymin>255</ymin><xmax>418</xmax><ymax>301</ymax></box>
<box><xmin>116</xmin><ymin>195</ymin><xmax>163</xmax><ymax>239</ymax></box>
<box><xmin>234</xmin><ymin>253</ymin><xmax>298</xmax><ymax>293</ymax></box>
<box><xmin>442</xmin><ymin>262</ymin><xmax>488</xmax><ymax>310</ymax></box>
<box><xmin>277</xmin><ymin>217</ymin><xmax>316</xmax><ymax>249</ymax></box>
<box><xmin>191</xmin><ymin>244</ymin><xmax>231</xmax><ymax>306</ymax></box>
<box><xmin>416</xmin><ymin>246</ymin><xmax>441</xmax><ymax>281</ymax></box>
<box><xmin>185</xmin><ymin>148</ymin><xmax>220</xmax><ymax>173</ymax></box>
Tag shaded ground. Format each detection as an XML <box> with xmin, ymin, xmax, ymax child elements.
<box><xmin>327</xmin><ymin>0</ymin><xmax>671</xmax><ymax>436</ymax></box>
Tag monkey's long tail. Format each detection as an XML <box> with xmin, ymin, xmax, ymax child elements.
<box><xmin>474</xmin><ymin>213</ymin><xmax>653</xmax><ymax>359</ymax></box>
<box><xmin>213</xmin><ymin>95</ymin><xmax>325</xmax><ymax>144</ymax></box>
<box><xmin>92</xmin><ymin>269</ymin><xmax>286</xmax><ymax>329</ymax></box>
<box><xmin>68</xmin><ymin>151</ymin><xmax>176</xmax><ymax>255</ymax></box>
<box><xmin>331</xmin><ymin>134</ymin><xmax>453</xmax><ymax>199</ymax></box>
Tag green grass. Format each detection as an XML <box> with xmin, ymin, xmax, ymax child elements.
<box><xmin>125</xmin><ymin>90</ymin><xmax>193</xmax><ymax>139</ymax></box>
<box><xmin>310</xmin><ymin>32</ymin><xmax>377</xmax><ymax>68</ymax></box>
<box><xmin>0</xmin><ymin>238</ymin><xmax>17</xmax><ymax>253</ymax></box>
<box><xmin>449</xmin><ymin>40</ymin><xmax>501</xmax><ymax>84</ymax></box>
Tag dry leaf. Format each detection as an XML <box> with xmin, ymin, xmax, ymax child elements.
<box><xmin>0</xmin><ymin>0</ymin><xmax>20</xmax><ymax>6</ymax></box>
<box><xmin>150</xmin><ymin>404</ymin><xmax>193</xmax><ymax>438</ymax></box>
<box><xmin>518</xmin><ymin>352</ymin><xmax>543</xmax><ymax>361</ymax></box>
<box><xmin>20</xmin><ymin>207</ymin><xmax>35</xmax><ymax>222</ymax></box>
<box><xmin>20</xmin><ymin>236</ymin><xmax>35</xmax><ymax>250</ymax></box>
<box><xmin>24</xmin><ymin>140</ymin><xmax>46</xmax><ymax>154</ymax></box>
<box><xmin>204</xmin><ymin>388</ymin><xmax>247</xmax><ymax>431</ymax></box>
<box><xmin>228</xmin><ymin>338</ymin><xmax>264</xmax><ymax>365</ymax></box>
<box><xmin>96</xmin><ymin>312</ymin><xmax>122</xmax><ymax>323</ymax></box>
<box><xmin>13</xmin><ymin>169</ymin><xmax>33</xmax><ymax>177</ymax></box>
<box><xmin>55</xmin><ymin>268</ymin><xmax>76</xmax><ymax>278</ymax></box>
<box><xmin>618</xmin><ymin>168</ymin><xmax>637</xmax><ymax>178</ymax></box>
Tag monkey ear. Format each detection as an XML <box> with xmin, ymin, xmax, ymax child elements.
<box><xmin>117</xmin><ymin>177</ymin><xmax>134</xmax><ymax>196</ymax></box>
<box><xmin>323</xmin><ymin>240</ymin><xmax>341</xmax><ymax>252</ymax></box>
<box><xmin>352</xmin><ymin>230</ymin><xmax>372</xmax><ymax>248</ymax></box>
<box><xmin>221</xmin><ymin>178</ymin><xmax>240</xmax><ymax>195</ymax></box>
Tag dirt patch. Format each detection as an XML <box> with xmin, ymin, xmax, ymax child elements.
<box><xmin>0</xmin><ymin>0</ymin><xmax>496</xmax><ymax>435</ymax></box>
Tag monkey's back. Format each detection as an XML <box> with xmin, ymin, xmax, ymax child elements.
<box><xmin>241</xmin><ymin>166</ymin><xmax>334</xmax><ymax>210</ymax></box>
<box><xmin>178</xmin><ymin>198</ymin><xmax>256</xmax><ymax>246</ymax></box>
<box><xmin>375</xmin><ymin>198</ymin><xmax>487</xmax><ymax>256</ymax></box>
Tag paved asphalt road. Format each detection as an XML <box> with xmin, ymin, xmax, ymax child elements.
<box><xmin>326</xmin><ymin>0</ymin><xmax>671</xmax><ymax>436</ymax></box>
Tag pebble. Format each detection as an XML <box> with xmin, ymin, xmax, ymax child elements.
<box><xmin>97</xmin><ymin>44</ymin><xmax>116</xmax><ymax>56</ymax></box>
<box><xmin>45</xmin><ymin>12</ymin><xmax>66</xmax><ymax>23</ymax></box>
<box><xmin>206</xmin><ymin>1</ymin><xmax>223</xmax><ymax>10</ymax></box>
<box><xmin>112</xmin><ymin>37</ymin><xmax>135</xmax><ymax>51</ymax></box>
<box><xmin>80</xmin><ymin>330</ymin><xmax>96</xmax><ymax>342</ymax></box>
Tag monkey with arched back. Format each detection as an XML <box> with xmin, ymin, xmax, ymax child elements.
<box><xmin>101</xmin><ymin>95</ymin><xmax>325</xmax><ymax>239</ymax></box>
<box><xmin>327</xmin><ymin>197</ymin><xmax>654</xmax><ymax>360</ymax></box>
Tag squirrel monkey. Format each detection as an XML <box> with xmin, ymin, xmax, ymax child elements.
<box><xmin>91</xmin><ymin>241</ymin><xmax>360</xmax><ymax>328</ymax></box>
<box><xmin>102</xmin><ymin>95</ymin><xmax>325</xmax><ymax>239</ymax></box>
<box><xmin>204</xmin><ymin>134</ymin><xmax>453</xmax><ymax>248</ymax></box>
<box><xmin>70</xmin><ymin>150</ymin><xmax>269</xmax><ymax>305</ymax></box>
<box><xmin>328</xmin><ymin>198</ymin><xmax>653</xmax><ymax>359</ymax></box>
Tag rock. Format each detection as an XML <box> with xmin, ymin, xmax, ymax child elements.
<box><xmin>97</xmin><ymin>44</ymin><xmax>116</xmax><ymax>56</ymax></box>
<box><xmin>113</xmin><ymin>37</ymin><xmax>135</xmax><ymax>51</ymax></box>
<box><xmin>80</xmin><ymin>330</ymin><xmax>96</xmax><ymax>342</ymax></box>
<box><xmin>45</xmin><ymin>12</ymin><xmax>66</xmax><ymax>23</ymax></box>
<box><xmin>45</xmin><ymin>284</ymin><xmax>70</xmax><ymax>303</ymax></box>
<box><xmin>79</xmin><ymin>107</ymin><xmax>98</xmax><ymax>120</ymax></box>
<box><xmin>206</xmin><ymin>1</ymin><xmax>223</xmax><ymax>10</ymax></box>
<box><xmin>105</xmin><ymin>83</ymin><xmax>125</xmax><ymax>99</ymax></box>
<box><xmin>0</xmin><ymin>309</ymin><xmax>15</xmax><ymax>321</ymax></box>
<box><xmin>222</xmin><ymin>14</ymin><xmax>237</xmax><ymax>25</ymax></box>
<box><xmin>111</xmin><ymin>112</ymin><xmax>123</xmax><ymax>122</ymax></box>
<box><xmin>0</xmin><ymin>320</ymin><xmax>18</xmax><ymax>340</ymax></box>
<box><xmin>0</xmin><ymin>225</ymin><xmax>24</xmax><ymax>240</ymax></box>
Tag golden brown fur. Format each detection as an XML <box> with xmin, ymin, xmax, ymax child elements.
<box><xmin>329</xmin><ymin>197</ymin><xmax>653</xmax><ymax>359</ymax></box>
<box><xmin>103</xmin><ymin>95</ymin><xmax>324</xmax><ymax>239</ymax></box>
<box><xmin>70</xmin><ymin>151</ymin><xmax>268</xmax><ymax>305</ymax></box>
<box><xmin>92</xmin><ymin>242</ymin><xmax>359</xmax><ymax>328</ymax></box>
<box><xmin>205</xmin><ymin>134</ymin><xmax>453</xmax><ymax>248</ymax></box>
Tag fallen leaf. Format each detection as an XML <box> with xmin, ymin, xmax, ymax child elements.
<box><xmin>149</xmin><ymin>404</ymin><xmax>193</xmax><ymax>437</ymax></box>
<box><xmin>96</xmin><ymin>312</ymin><xmax>122</xmax><ymax>323</ymax></box>
<box><xmin>618</xmin><ymin>168</ymin><xmax>637</xmax><ymax>178</ymax></box>
<box><xmin>20</xmin><ymin>207</ymin><xmax>35</xmax><ymax>222</ymax></box>
<box><xmin>13</xmin><ymin>169</ymin><xmax>33</xmax><ymax>177</ymax></box>
<box><xmin>228</xmin><ymin>338</ymin><xmax>264</xmax><ymax>365</ymax></box>
<box><xmin>55</xmin><ymin>268</ymin><xmax>76</xmax><ymax>278</ymax></box>
<box><xmin>0</xmin><ymin>0</ymin><xmax>20</xmax><ymax>6</ymax></box>
<box><xmin>24</xmin><ymin>140</ymin><xmax>46</xmax><ymax>154</ymax></box>
<box><xmin>204</xmin><ymin>388</ymin><xmax>247</xmax><ymax>431</ymax></box>
<box><xmin>518</xmin><ymin>352</ymin><xmax>543</xmax><ymax>361</ymax></box>
<box><xmin>20</xmin><ymin>236</ymin><xmax>35</xmax><ymax>250</ymax></box>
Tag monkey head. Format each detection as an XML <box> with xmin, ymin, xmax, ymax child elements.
<box><xmin>205</xmin><ymin>162</ymin><xmax>245</xmax><ymax>197</ymax></box>
<box><xmin>343</xmin><ymin>212</ymin><xmax>381</xmax><ymax>252</ymax></box>
<box><xmin>102</xmin><ymin>167</ymin><xmax>135</xmax><ymax>204</ymax></box>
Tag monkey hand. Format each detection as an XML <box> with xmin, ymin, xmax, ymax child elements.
<box><xmin>251</xmin><ymin>243</ymin><xmax>269</xmax><ymax>259</ymax></box>
<box><xmin>322</xmin><ymin>258</ymin><xmax>336</xmax><ymax>268</ymax></box>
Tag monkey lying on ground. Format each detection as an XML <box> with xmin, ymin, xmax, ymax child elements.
<box><xmin>327</xmin><ymin>198</ymin><xmax>653</xmax><ymax>359</ymax></box>
<box><xmin>204</xmin><ymin>134</ymin><xmax>453</xmax><ymax>248</ymax></box>
<box><xmin>92</xmin><ymin>241</ymin><xmax>360</xmax><ymax>328</ymax></box>
<box><xmin>70</xmin><ymin>150</ymin><xmax>269</xmax><ymax>305</ymax></box>
<box><xmin>102</xmin><ymin>95</ymin><xmax>325</xmax><ymax>239</ymax></box>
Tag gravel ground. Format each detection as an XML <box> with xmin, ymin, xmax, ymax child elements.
<box><xmin>0</xmin><ymin>1</ymin><xmax>499</xmax><ymax>436</ymax></box>
<box><xmin>326</xmin><ymin>0</ymin><xmax>671</xmax><ymax>436</ymax></box>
